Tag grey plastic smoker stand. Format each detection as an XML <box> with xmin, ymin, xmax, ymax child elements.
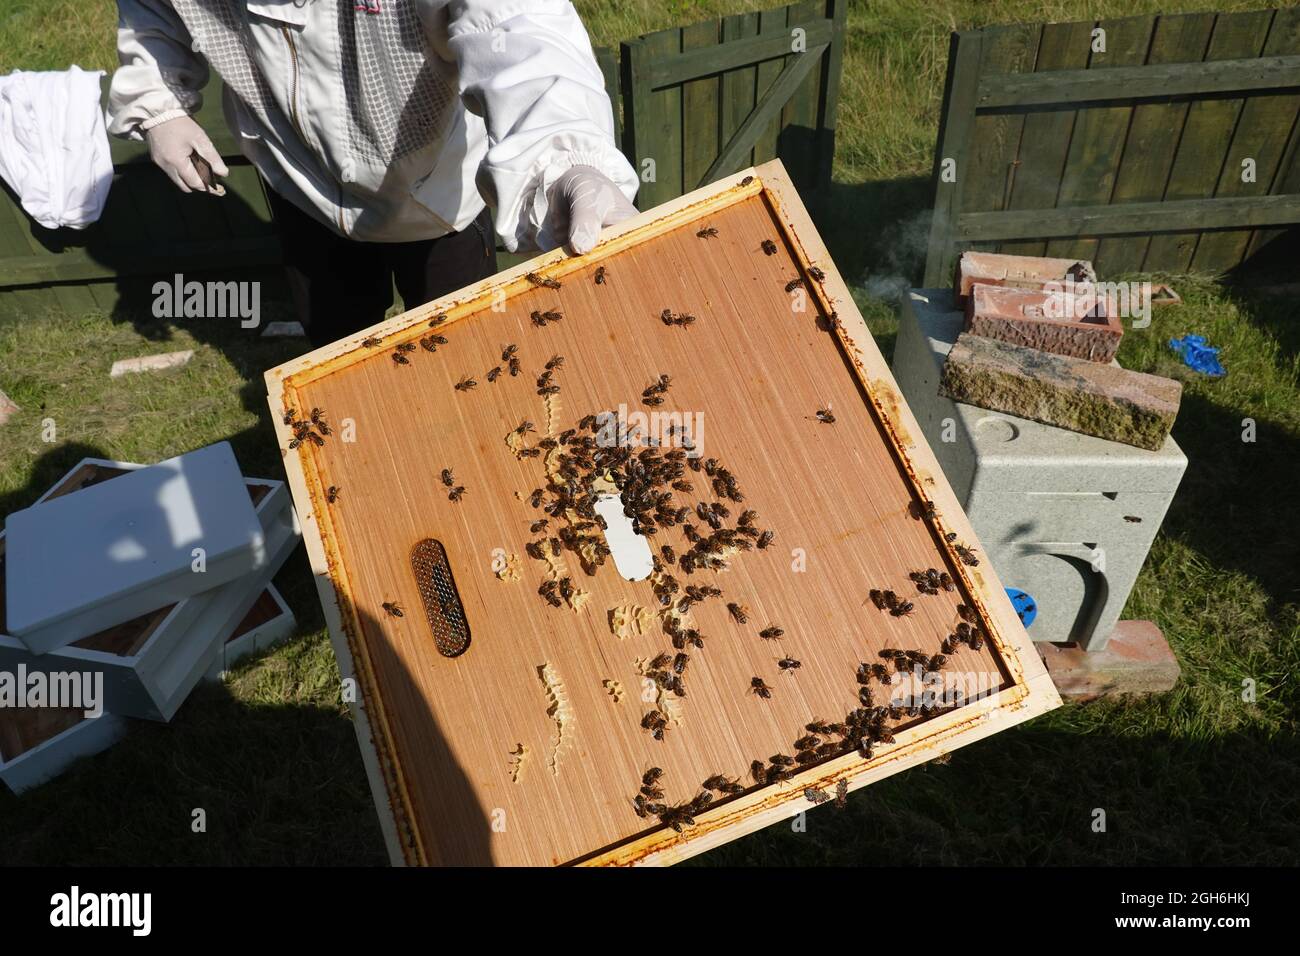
<box><xmin>892</xmin><ymin>289</ymin><xmax>1186</xmax><ymax>651</ymax></box>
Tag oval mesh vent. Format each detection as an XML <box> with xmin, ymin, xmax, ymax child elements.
<box><xmin>410</xmin><ymin>538</ymin><xmax>470</xmax><ymax>658</ymax></box>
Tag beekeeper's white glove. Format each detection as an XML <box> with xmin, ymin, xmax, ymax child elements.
<box><xmin>144</xmin><ymin>114</ymin><xmax>228</xmax><ymax>193</ymax></box>
<box><xmin>549</xmin><ymin>165</ymin><xmax>638</xmax><ymax>255</ymax></box>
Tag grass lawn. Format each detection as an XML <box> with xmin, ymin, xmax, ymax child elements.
<box><xmin>1</xmin><ymin>0</ymin><xmax>1298</xmax><ymax>865</ymax></box>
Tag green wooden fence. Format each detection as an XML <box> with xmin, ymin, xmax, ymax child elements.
<box><xmin>924</xmin><ymin>8</ymin><xmax>1300</xmax><ymax>287</ymax></box>
<box><xmin>620</xmin><ymin>0</ymin><xmax>845</xmax><ymax>212</ymax></box>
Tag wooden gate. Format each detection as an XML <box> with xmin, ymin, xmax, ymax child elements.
<box><xmin>619</xmin><ymin>0</ymin><xmax>846</xmax><ymax>211</ymax></box>
<box><xmin>924</xmin><ymin>8</ymin><xmax>1300</xmax><ymax>286</ymax></box>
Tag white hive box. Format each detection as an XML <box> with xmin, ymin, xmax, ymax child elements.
<box><xmin>0</xmin><ymin>459</ymin><xmax>300</xmax><ymax>721</ymax></box>
<box><xmin>892</xmin><ymin>289</ymin><xmax>1186</xmax><ymax>650</ymax></box>
<box><xmin>4</xmin><ymin>442</ymin><xmax>267</xmax><ymax>654</ymax></box>
<box><xmin>0</xmin><ymin>706</ymin><xmax>129</xmax><ymax>796</ymax></box>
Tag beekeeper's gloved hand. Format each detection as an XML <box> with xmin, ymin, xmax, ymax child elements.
<box><xmin>549</xmin><ymin>165</ymin><xmax>637</xmax><ymax>255</ymax></box>
<box><xmin>144</xmin><ymin>114</ymin><xmax>228</xmax><ymax>193</ymax></box>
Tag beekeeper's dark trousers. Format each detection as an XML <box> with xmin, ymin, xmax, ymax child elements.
<box><xmin>267</xmin><ymin>189</ymin><xmax>498</xmax><ymax>348</ymax></box>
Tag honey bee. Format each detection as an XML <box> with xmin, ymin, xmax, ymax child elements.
<box><xmin>740</xmin><ymin>175</ymin><xmax>754</xmax><ymax>186</ymax></box>
<box><xmin>308</xmin><ymin>431</ymin><xmax>325</xmax><ymax>446</ymax></box>
<box><xmin>750</xmin><ymin>676</ymin><xmax>772</xmax><ymax>699</ymax></box>
<box><xmin>515</xmin><ymin>420</ymin><xmax>535</xmax><ymax>435</ymax></box>
<box><xmin>502</xmin><ymin>344</ymin><xmax>517</xmax><ymax>361</ymax></box>
<box><xmin>448</xmin><ymin>486</ymin><xmax>466</xmax><ymax>502</ymax></box>
<box><xmin>429</xmin><ymin>313</ymin><xmax>447</xmax><ymax>327</ymax></box>
<box><xmin>759</xmin><ymin>625</ymin><xmax>784</xmax><ymax>641</ymax></box>
<box><xmin>545</xmin><ymin>354</ymin><xmax>565</xmax><ymax>370</ymax></box>
<box><xmin>440</xmin><ymin>468</ymin><xmax>455</xmax><ymax>487</ymax></box>
<box><xmin>778</xmin><ymin>657</ymin><xmax>802</xmax><ymax>672</ymax></box>
<box><xmin>508</xmin><ymin>357</ymin><xmax>522</xmax><ymax>376</ymax></box>
<box><xmin>804</xmin><ymin>787</ymin><xmax>831</xmax><ymax>805</ymax></box>
<box><xmin>282</xmin><ymin>408</ymin><xmax>298</xmax><ymax>425</ymax></box>
<box><xmin>834</xmin><ymin>778</ymin><xmax>848</xmax><ymax>810</ymax></box>
<box><xmin>326</xmin><ymin>485</ymin><xmax>341</xmax><ymax>504</ymax></box>
<box><xmin>696</xmin><ymin>226</ymin><xmax>719</xmax><ymax>239</ymax></box>
<box><xmin>455</xmin><ymin>376</ymin><xmax>476</xmax><ymax>391</ymax></box>
<box><xmin>785</xmin><ymin>277</ymin><xmax>804</xmax><ymax>292</ymax></box>
<box><xmin>909</xmin><ymin>500</ymin><xmax>938</xmax><ymax>521</ymax></box>
<box><xmin>396</xmin><ymin>341</ymin><xmax>416</xmax><ymax>354</ymax></box>
<box><xmin>486</xmin><ymin>366</ymin><xmax>502</xmax><ymax>382</ymax></box>
<box><xmin>525</xmin><ymin>271</ymin><xmax>561</xmax><ymax>290</ymax></box>
<box><xmin>809</xmin><ymin>266</ymin><xmax>826</xmax><ymax>281</ymax></box>
<box><xmin>381</xmin><ymin>601</ymin><xmax>403</xmax><ymax>618</ymax></box>
<box><xmin>761</xmin><ymin>239</ymin><xmax>777</xmax><ymax>255</ymax></box>
<box><xmin>727</xmin><ymin>602</ymin><xmax>749</xmax><ymax>624</ymax></box>
<box><xmin>391</xmin><ymin>351</ymin><xmax>410</xmax><ymax>365</ymax></box>
<box><xmin>419</xmin><ymin>336</ymin><xmax>439</xmax><ymax>352</ymax></box>
<box><xmin>868</xmin><ymin>589</ymin><xmax>887</xmax><ymax>610</ymax></box>
<box><xmin>288</xmin><ymin>435</ymin><xmax>304</xmax><ymax>450</ymax></box>
<box><xmin>757</xmin><ymin>530</ymin><xmax>774</xmax><ymax>549</ymax></box>
<box><xmin>594</xmin><ymin>265</ymin><xmax>607</xmax><ymax>285</ymax></box>
<box><xmin>529</xmin><ymin>488</ymin><xmax>544</xmax><ymax>508</ymax></box>
<box><xmin>643</xmin><ymin>767</ymin><xmax>664</xmax><ymax>787</ymax></box>
<box><xmin>955</xmin><ymin>543</ymin><xmax>980</xmax><ymax>566</ymax></box>
<box><xmin>362</xmin><ymin>335</ymin><xmax>382</xmax><ymax>347</ymax></box>
<box><xmin>815</xmin><ymin>408</ymin><xmax>836</xmax><ymax>424</ymax></box>
<box><xmin>939</xmin><ymin>571</ymin><xmax>955</xmax><ymax>592</ymax></box>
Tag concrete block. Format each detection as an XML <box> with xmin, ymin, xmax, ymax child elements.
<box><xmin>955</xmin><ymin>251</ymin><xmax>1096</xmax><ymax>304</ymax></box>
<box><xmin>940</xmin><ymin>333</ymin><xmax>1181</xmax><ymax>451</ymax></box>
<box><xmin>966</xmin><ymin>283</ymin><xmax>1123</xmax><ymax>363</ymax></box>
<box><xmin>1037</xmin><ymin>620</ymin><xmax>1180</xmax><ymax>699</ymax></box>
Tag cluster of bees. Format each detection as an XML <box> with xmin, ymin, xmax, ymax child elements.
<box><xmin>283</xmin><ymin>406</ymin><xmax>330</xmax><ymax>449</ymax></box>
<box><xmin>659</xmin><ymin>308</ymin><xmax>697</xmax><ymax>327</ymax></box>
<box><xmin>440</xmin><ymin>468</ymin><xmax>465</xmax><ymax>503</ymax></box>
<box><xmin>910</xmin><ymin>567</ymin><xmax>956</xmax><ymax>595</ymax></box>
<box><xmin>641</xmin><ymin>374</ymin><xmax>671</xmax><ymax>407</ymax></box>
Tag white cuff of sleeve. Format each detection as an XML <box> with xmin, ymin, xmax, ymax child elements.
<box><xmin>139</xmin><ymin>108</ymin><xmax>190</xmax><ymax>131</ymax></box>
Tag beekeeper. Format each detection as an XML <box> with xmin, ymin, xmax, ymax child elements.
<box><xmin>108</xmin><ymin>1</ymin><xmax>639</xmax><ymax>345</ymax></box>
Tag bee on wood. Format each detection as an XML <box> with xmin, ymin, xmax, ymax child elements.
<box><xmin>672</xmin><ymin>652</ymin><xmax>690</xmax><ymax>675</ymax></box>
<box><xmin>529</xmin><ymin>488</ymin><xmax>544</xmax><ymax>508</ymax></box>
<box><xmin>326</xmin><ymin>485</ymin><xmax>341</xmax><ymax>504</ymax></box>
<box><xmin>643</xmin><ymin>395</ymin><xmax>664</xmax><ymax>407</ymax></box>
<box><xmin>538</xmin><ymin>580</ymin><xmax>562</xmax><ymax>607</ymax></box>
<box><xmin>440</xmin><ymin>469</ymin><xmax>455</xmax><ymax>487</ymax></box>
<box><xmin>750</xmin><ymin>677</ymin><xmax>772</xmax><ymax>699</ymax></box>
<box><xmin>382</xmin><ymin>601</ymin><xmax>403</xmax><ymax>618</ymax></box>
<box><xmin>545</xmin><ymin>354</ymin><xmax>565</xmax><ymax>370</ymax></box>
<box><xmin>519</xmin><ymin>447</ymin><xmax>541</xmax><ymax>458</ymax></box>
<box><xmin>525</xmin><ymin>541</ymin><xmax>546</xmax><ymax>561</ymax></box>
<box><xmin>308</xmin><ymin>431</ymin><xmax>325</xmax><ymax>446</ymax></box>
<box><xmin>659</xmin><ymin>544</ymin><xmax>676</xmax><ymax>566</ymax></box>
<box><xmin>530</xmin><ymin>310</ymin><xmax>548</xmax><ymax>327</ymax></box>
<box><xmin>957</xmin><ymin>604</ymin><xmax>978</xmax><ymax>624</ymax></box>
<box><xmin>514</xmin><ymin>420</ymin><xmax>535</xmax><ymax>436</ymax></box>
<box><xmin>429</xmin><ymin>313</ymin><xmax>447</xmax><ymax>327</ymax></box>
<box><xmin>486</xmin><ymin>366</ymin><xmax>502</xmax><ymax>382</ymax></box>
<box><xmin>740</xmin><ymin>175</ymin><xmax>754</xmax><ymax>186</ymax></box>
<box><xmin>759</xmin><ymin>625</ymin><xmax>784</xmax><ymax>641</ymax></box>
<box><xmin>778</xmin><ymin>657</ymin><xmax>801</xmax><ymax>672</ymax></box>
<box><xmin>815</xmin><ymin>408</ymin><xmax>836</xmax><ymax>424</ymax></box>
<box><xmin>643</xmin><ymin>767</ymin><xmax>664</xmax><ymax>787</ymax></box>
<box><xmin>641</xmin><ymin>709</ymin><xmax>668</xmax><ymax>740</ymax></box>
<box><xmin>525</xmin><ymin>271</ymin><xmax>561</xmax><ymax>290</ymax></box>
<box><xmin>809</xmin><ymin>266</ymin><xmax>826</xmax><ymax>282</ymax></box>
<box><xmin>282</xmin><ymin>408</ymin><xmax>298</xmax><ymax>426</ymax></box>
<box><xmin>696</xmin><ymin>226</ymin><xmax>719</xmax><ymax>239</ymax></box>
<box><xmin>392</xmin><ymin>351</ymin><xmax>410</xmax><ymax>365</ymax></box>
<box><xmin>501</xmin><ymin>344</ymin><xmax>518</xmax><ymax>362</ymax></box>
<box><xmin>396</xmin><ymin>341</ymin><xmax>416</xmax><ymax>354</ymax></box>
<box><xmin>761</xmin><ymin>238</ymin><xmax>777</xmax><ymax>255</ymax></box>
<box><xmin>660</xmin><ymin>308</ymin><xmax>675</xmax><ymax>326</ymax></box>
<box><xmin>785</xmin><ymin>277</ymin><xmax>804</xmax><ymax>292</ymax></box>
<box><xmin>362</xmin><ymin>335</ymin><xmax>382</xmax><ymax>347</ymax></box>
<box><xmin>834</xmin><ymin>779</ymin><xmax>848</xmax><ymax>810</ymax></box>
<box><xmin>804</xmin><ymin>787</ymin><xmax>831</xmax><ymax>805</ymax></box>
<box><xmin>939</xmin><ymin>571</ymin><xmax>955</xmax><ymax>592</ymax></box>
<box><xmin>955</xmin><ymin>543</ymin><xmax>980</xmax><ymax>567</ymax></box>
<box><xmin>448</xmin><ymin>486</ymin><xmax>466</xmax><ymax>503</ymax></box>
<box><xmin>727</xmin><ymin>602</ymin><xmax>749</xmax><ymax>624</ymax></box>
<box><xmin>757</xmin><ymin>530</ymin><xmax>775</xmax><ymax>550</ymax></box>
<box><xmin>419</xmin><ymin>336</ymin><xmax>439</xmax><ymax>352</ymax></box>
<box><xmin>288</xmin><ymin>435</ymin><xmax>304</xmax><ymax>450</ymax></box>
<box><xmin>702</xmin><ymin>774</ymin><xmax>731</xmax><ymax>792</ymax></box>
<box><xmin>909</xmin><ymin>499</ymin><xmax>938</xmax><ymax>521</ymax></box>
<box><xmin>455</xmin><ymin>376</ymin><xmax>476</xmax><ymax>391</ymax></box>
<box><xmin>530</xmin><ymin>519</ymin><xmax>548</xmax><ymax>534</ymax></box>
<box><xmin>868</xmin><ymin>589</ymin><xmax>887</xmax><ymax>610</ymax></box>
<box><xmin>509</xmin><ymin>357</ymin><xmax>522</xmax><ymax>376</ymax></box>
<box><xmin>594</xmin><ymin>265</ymin><xmax>607</xmax><ymax>285</ymax></box>
<box><xmin>311</xmin><ymin>407</ymin><xmax>330</xmax><ymax>427</ymax></box>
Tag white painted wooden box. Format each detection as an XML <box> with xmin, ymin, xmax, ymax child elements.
<box><xmin>4</xmin><ymin>442</ymin><xmax>268</xmax><ymax>654</ymax></box>
<box><xmin>204</xmin><ymin>584</ymin><xmax>297</xmax><ymax>681</ymax></box>
<box><xmin>0</xmin><ymin>706</ymin><xmax>129</xmax><ymax>796</ymax></box>
<box><xmin>0</xmin><ymin>459</ymin><xmax>301</xmax><ymax>721</ymax></box>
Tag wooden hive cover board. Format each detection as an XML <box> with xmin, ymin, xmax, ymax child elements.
<box><xmin>265</xmin><ymin>160</ymin><xmax>1060</xmax><ymax>867</ymax></box>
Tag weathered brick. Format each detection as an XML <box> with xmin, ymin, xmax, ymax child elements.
<box><xmin>966</xmin><ymin>283</ymin><xmax>1123</xmax><ymax>363</ymax></box>
<box><xmin>1037</xmin><ymin>620</ymin><xmax>1180</xmax><ymax>700</ymax></box>
<box><xmin>955</xmin><ymin>251</ymin><xmax>1096</xmax><ymax>304</ymax></box>
<box><xmin>939</xmin><ymin>333</ymin><xmax>1180</xmax><ymax>450</ymax></box>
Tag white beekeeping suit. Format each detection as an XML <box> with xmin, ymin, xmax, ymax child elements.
<box><xmin>108</xmin><ymin>0</ymin><xmax>639</xmax><ymax>252</ymax></box>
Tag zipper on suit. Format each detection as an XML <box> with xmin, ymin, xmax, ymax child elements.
<box><xmin>281</xmin><ymin>24</ymin><xmax>347</xmax><ymax>234</ymax></box>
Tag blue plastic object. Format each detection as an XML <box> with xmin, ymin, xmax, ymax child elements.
<box><xmin>1005</xmin><ymin>588</ymin><xmax>1037</xmax><ymax>628</ymax></box>
<box><xmin>1168</xmin><ymin>334</ymin><xmax>1226</xmax><ymax>377</ymax></box>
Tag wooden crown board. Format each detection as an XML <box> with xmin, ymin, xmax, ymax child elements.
<box><xmin>265</xmin><ymin>160</ymin><xmax>1060</xmax><ymax>867</ymax></box>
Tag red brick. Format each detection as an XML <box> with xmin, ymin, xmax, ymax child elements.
<box><xmin>1038</xmin><ymin>621</ymin><xmax>1180</xmax><ymax>700</ymax></box>
<box><xmin>955</xmin><ymin>251</ymin><xmax>1096</xmax><ymax>304</ymax></box>
<box><xmin>966</xmin><ymin>283</ymin><xmax>1124</xmax><ymax>363</ymax></box>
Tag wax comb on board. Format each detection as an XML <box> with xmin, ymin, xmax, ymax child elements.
<box><xmin>409</xmin><ymin>538</ymin><xmax>470</xmax><ymax>657</ymax></box>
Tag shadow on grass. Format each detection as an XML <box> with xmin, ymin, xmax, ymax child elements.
<box><xmin>687</xmin><ymin>721</ymin><xmax>1300</xmax><ymax>867</ymax></box>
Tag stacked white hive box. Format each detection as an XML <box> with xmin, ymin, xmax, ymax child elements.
<box><xmin>0</xmin><ymin>442</ymin><xmax>300</xmax><ymax>794</ymax></box>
